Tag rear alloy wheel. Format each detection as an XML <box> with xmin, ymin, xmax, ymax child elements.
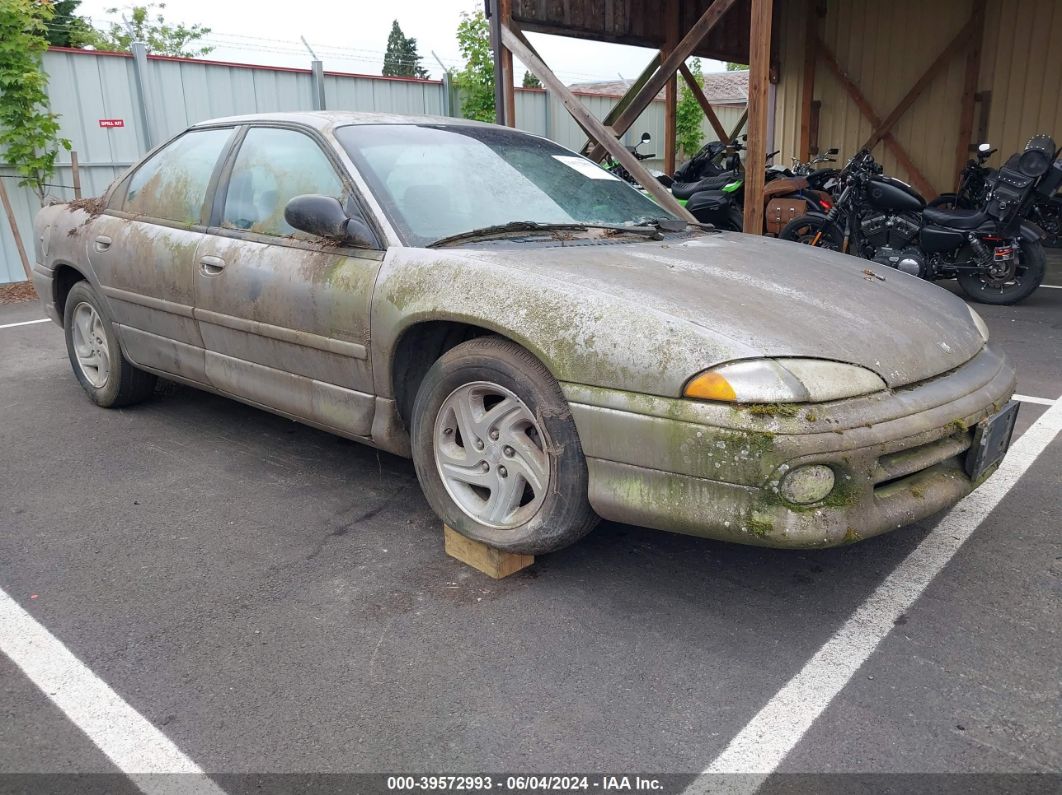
<box><xmin>411</xmin><ymin>336</ymin><xmax>597</xmax><ymax>554</ymax></box>
<box><xmin>956</xmin><ymin>238</ymin><xmax>1046</xmax><ymax>305</ymax></box>
<box><xmin>63</xmin><ymin>280</ymin><xmax>156</xmax><ymax>407</ymax></box>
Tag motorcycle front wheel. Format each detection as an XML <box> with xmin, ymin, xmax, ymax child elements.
<box><xmin>956</xmin><ymin>238</ymin><xmax>1046</xmax><ymax>305</ymax></box>
<box><xmin>779</xmin><ymin>215</ymin><xmax>845</xmax><ymax>252</ymax></box>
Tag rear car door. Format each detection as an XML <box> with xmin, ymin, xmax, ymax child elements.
<box><xmin>88</xmin><ymin>127</ymin><xmax>236</xmax><ymax>383</ymax></box>
<box><xmin>193</xmin><ymin>125</ymin><xmax>384</xmax><ymax>439</ymax></box>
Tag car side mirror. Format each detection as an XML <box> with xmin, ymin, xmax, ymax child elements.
<box><xmin>284</xmin><ymin>194</ymin><xmax>376</xmax><ymax>247</ymax></box>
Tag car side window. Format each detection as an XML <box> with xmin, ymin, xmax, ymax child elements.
<box><xmin>122</xmin><ymin>128</ymin><xmax>233</xmax><ymax>224</ymax></box>
<box><xmin>222</xmin><ymin>127</ymin><xmax>346</xmax><ymax>237</ymax></box>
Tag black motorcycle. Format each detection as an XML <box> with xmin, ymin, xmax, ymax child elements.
<box><xmin>930</xmin><ymin>142</ymin><xmax>1061</xmax><ymax>246</ymax></box>
<box><xmin>779</xmin><ymin>141</ymin><xmax>1059</xmax><ymax>305</ymax></box>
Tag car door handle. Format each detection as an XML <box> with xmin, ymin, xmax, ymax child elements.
<box><xmin>199</xmin><ymin>255</ymin><xmax>226</xmax><ymax>275</ymax></box>
<box><xmin>94</xmin><ymin>235</ymin><xmax>112</xmax><ymax>252</ymax></box>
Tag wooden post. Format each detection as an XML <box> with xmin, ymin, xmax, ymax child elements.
<box><xmin>502</xmin><ymin>21</ymin><xmax>696</xmax><ymax>222</ymax></box>
<box><xmin>0</xmin><ymin>177</ymin><xmax>33</xmax><ymax>281</ymax></box>
<box><xmin>955</xmin><ymin>0</ymin><xmax>986</xmax><ymax>184</ymax></box>
<box><xmin>663</xmin><ymin>0</ymin><xmax>679</xmax><ymax>175</ymax></box>
<box><xmin>743</xmin><ymin>0</ymin><xmax>773</xmax><ymax>235</ymax></box>
<box><xmin>798</xmin><ymin>0</ymin><xmax>817</xmax><ymax>161</ymax></box>
<box><xmin>586</xmin><ymin>0</ymin><xmax>740</xmax><ymax>162</ymax></box>
<box><xmin>70</xmin><ymin>150</ymin><xmax>82</xmax><ymax>200</ymax></box>
<box><xmin>487</xmin><ymin>0</ymin><xmax>506</xmax><ymax>125</ymax></box>
<box><xmin>498</xmin><ymin>0</ymin><xmax>516</xmax><ymax>127</ymax></box>
<box><xmin>443</xmin><ymin>525</ymin><xmax>533</xmax><ymax>579</ymax></box>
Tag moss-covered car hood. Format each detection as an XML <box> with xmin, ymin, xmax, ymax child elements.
<box><xmin>456</xmin><ymin>231</ymin><xmax>985</xmax><ymax>389</ymax></box>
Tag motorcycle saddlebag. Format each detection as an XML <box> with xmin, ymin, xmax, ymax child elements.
<box><xmin>765</xmin><ymin>197</ymin><xmax>807</xmax><ymax>235</ymax></box>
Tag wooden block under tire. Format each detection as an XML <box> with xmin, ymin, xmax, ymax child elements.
<box><xmin>443</xmin><ymin>524</ymin><xmax>534</xmax><ymax>579</ymax></box>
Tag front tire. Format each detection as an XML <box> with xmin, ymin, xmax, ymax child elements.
<box><xmin>956</xmin><ymin>238</ymin><xmax>1046</xmax><ymax>305</ymax></box>
<box><xmin>779</xmin><ymin>214</ymin><xmax>845</xmax><ymax>251</ymax></box>
<box><xmin>63</xmin><ymin>281</ymin><xmax>156</xmax><ymax>407</ymax></box>
<box><xmin>410</xmin><ymin>336</ymin><xmax>598</xmax><ymax>555</ymax></box>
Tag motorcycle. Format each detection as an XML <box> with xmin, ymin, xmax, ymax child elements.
<box><xmin>930</xmin><ymin>142</ymin><xmax>1061</xmax><ymax>246</ymax></box>
<box><xmin>778</xmin><ymin>140</ymin><xmax>1059</xmax><ymax>305</ymax></box>
<box><xmin>673</xmin><ymin>140</ymin><xmax>837</xmax><ymax>232</ymax></box>
<box><xmin>605</xmin><ymin>132</ymin><xmax>673</xmax><ymax>187</ymax></box>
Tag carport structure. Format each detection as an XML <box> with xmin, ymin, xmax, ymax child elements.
<box><xmin>487</xmin><ymin>0</ymin><xmax>1062</xmax><ymax>234</ymax></box>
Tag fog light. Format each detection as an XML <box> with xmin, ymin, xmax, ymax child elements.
<box><xmin>780</xmin><ymin>465</ymin><xmax>835</xmax><ymax>505</ymax></box>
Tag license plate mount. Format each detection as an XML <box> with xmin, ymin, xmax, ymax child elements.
<box><xmin>964</xmin><ymin>400</ymin><xmax>1020</xmax><ymax>481</ymax></box>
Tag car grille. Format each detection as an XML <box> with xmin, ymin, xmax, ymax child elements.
<box><xmin>872</xmin><ymin>430</ymin><xmax>973</xmax><ymax>496</ymax></box>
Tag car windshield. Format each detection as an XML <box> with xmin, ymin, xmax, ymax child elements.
<box><xmin>334</xmin><ymin>123</ymin><xmax>677</xmax><ymax>247</ymax></box>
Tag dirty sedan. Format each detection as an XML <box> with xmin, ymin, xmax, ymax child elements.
<box><xmin>31</xmin><ymin>112</ymin><xmax>1018</xmax><ymax>553</ymax></box>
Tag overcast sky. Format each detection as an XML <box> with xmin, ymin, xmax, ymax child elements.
<box><xmin>77</xmin><ymin>0</ymin><xmax>727</xmax><ymax>83</ymax></box>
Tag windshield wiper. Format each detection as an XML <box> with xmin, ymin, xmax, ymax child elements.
<box><xmin>427</xmin><ymin>220</ymin><xmax>662</xmax><ymax>247</ymax></box>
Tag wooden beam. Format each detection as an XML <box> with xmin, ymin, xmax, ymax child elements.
<box><xmin>728</xmin><ymin>107</ymin><xmax>748</xmax><ymax>143</ymax></box>
<box><xmin>501</xmin><ymin>21</ymin><xmax>696</xmax><ymax>222</ymax></box>
<box><xmin>817</xmin><ymin>41</ymin><xmax>937</xmax><ymax>199</ymax></box>
<box><xmin>0</xmin><ymin>176</ymin><xmax>32</xmax><ymax>281</ymax></box>
<box><xmin>444</xmin><ymin>525</ymin><xmax>533</xmax><ymax>579</ymax></box>
<box><xmin>798</xmin><ymin>0</ymin><xmax>817</xmax><ymax>161</ymax></box>
<box><xmin>583</xmin><ymin>54</ymin><xmax>661</xmax><ymax>155</ymax></box>
<box><xmin>954</xmin><ymin>0</ymin><xmax>986</xmax><ymax>184</ymax></box>
<box><xmin>743</xmin><ymin>0</ymin><xmax>773</xmax><ymax>235</ymax></box>
<box><xmin>861</xmin><ymin>12</ymin><xmax>979</xmax><ymax>153</ymax></box>
<box><xmin>679</xmin><ymin>63</ymin><xmax>728</xmax><ymax>141</ymax></box>
<box><xmin>587</xmin><ymin>0</ymin><xmax>740</xmax><ymax>161</ymax></box>
<box><xmin>487</xmin><ymin>0</ymin><xmax>506</xmax><ymax>125</ymax></box>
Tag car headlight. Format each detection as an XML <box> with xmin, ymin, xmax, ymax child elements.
<box><xmin>684</xmin><ymin>358</ymin><xmax>887</xmax><ymax>403</ymax></box>
<box><xmin>968</xmin><ymin>306</ymin><xmax>989</xmax><ymax>343</ymax></box>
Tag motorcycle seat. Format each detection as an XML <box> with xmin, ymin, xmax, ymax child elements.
<box><xmin>672</xmin><ymin>174</ymin><xmax>734</xmax><ymax>199</ymax></box>
<box><xmin>922</xmin><ymin>206</ymin><xmax>989</xmax><ymax>230</ymax></box>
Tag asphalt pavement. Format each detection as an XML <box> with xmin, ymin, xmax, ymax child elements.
<box><xmin>0</xmin><ymin>270</ymin><xmax>1059</xmax><ymax>794</ymax></box>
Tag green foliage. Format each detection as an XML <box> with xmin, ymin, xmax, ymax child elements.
<box><xmin>675</xmin><ymin>58</ymin><xmax>705</xmax><ymax>159</ymax></box>
<box><xmin>44</xmin><ymin>0</ymin><xmax>94</xmax><ymax>47</ymax></box>
<box><xmin>0</xmin><ymin>0</ymin><xmax>72</xmax><ymax>202</ymax></box>
<box><xmin>726</xmin><ymin>62</ymin><xmax>747</xmax><ymax>71</ymax></box>
<box><xmin>522</xmin><ymin>70</ymin><xmax>541</xmax><ymax>89</ymax></box>
<box><xmin>91</xmin><ymin>3</ymin><xmax>213</xmax><ymax>57</ymax></box>
<box><xmin>454</xmin><ymin>10</ymin><xmax>494</xmax><ymax>123</ymax></box>
<box><xmin>382</xmin><ymin>19</ymin><xmax>428</xmax><ymax>78</ymax></box>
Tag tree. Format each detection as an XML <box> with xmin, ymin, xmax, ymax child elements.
<box><xmin>44</xmin><ymin>0</ymin><xmax>94</xmax><ymax>48</ymax></box>
<box><xmin>382</xmin><ymin>19</ymin><xmax>428</xmax><ymax>78</ymax></box>
<box><xmin>522</xmin><ymin>70</ymin><xmax>541</xmax><ymax>88</ymax></box>
<box><xmin>91</xmin><ymin>3</ymin><xmax>213</xmax><ymax>57</ymax></box>
<box><xmin>675</xmin><ymin>58</ymin><xmax>705</xmax><ymax>158</ymax></box>
<box><xmin>453</xmin><ymin>10</ymin><xmax>494</xmax><ymax>122</ymax></box>
<box><xmin>726</xmin><ymin>62</ymin><xmax>747</xmax><ymax>71</ymax></box>
<box><xmin>0</xmin><ymin>0</ymin><xmax>72</xmax><ymax>203</ymax></box>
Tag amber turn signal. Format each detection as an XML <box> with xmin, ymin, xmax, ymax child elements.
<box><xmin>684</xmin><ymin>371</ymin><xmax>737</xmax><ymax>401</ymax></box>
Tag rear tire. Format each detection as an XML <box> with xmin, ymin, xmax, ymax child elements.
<box><xmin>63</xmin><ymin>281</ymin><xmax>156</xmax><ymax>407</ymax></box>
<box><xmin>779</xmin><ymin>215</ymin><xmax>845</xmax><ymax>251</ymax></box>
<box><xmin>410</xmin><ymin>336</ymin><xmax>598</xmax><ymax>555</ymax></box>
<box><xmin>956</xmin><ymin>238</ymin><xmax>1046</xmax><ymax>305</ymax></box>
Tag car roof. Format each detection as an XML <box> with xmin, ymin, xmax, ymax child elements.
<box><xmin>191</xmin><ymin>110</ymin><xmax>493</xmax><ymax>133</ymax></box>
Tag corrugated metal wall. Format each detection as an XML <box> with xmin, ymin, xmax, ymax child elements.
<box><xmin>1</xmin><ymin>48</ymin><xmax>744</xmax><ymax>284</ymax></box>
<box><xmin>773</xmin><ymin>0</ymin><xmax>1062</xmax><ymax>196</ymax></box>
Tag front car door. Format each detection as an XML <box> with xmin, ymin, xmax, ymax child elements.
<box><xmin>193</xmin><ymin>124</ymin><xmax>383</xmax><ymax>439</ymax></box>
<box><xmin>88</xmin><ymin>127</ymin><xmax>236</xmax><ymax>383</ymax></box>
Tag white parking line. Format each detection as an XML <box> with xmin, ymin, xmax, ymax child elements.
<box><xmin>687</xmin><ymin>393</ymin><xmax>1062</xmax><ymax>795</ymax></box>
<box><xmin>1014</xmin><ymin>393</ymin><xmax>1057</xmax><ymax>406</ymax></box>
<box><xmin>0</xmin><ymin>317</ymin><xmax>50</xmax><ymax>329</ymax></box>
<box><xmin>0</xmin><ymin>588</ymin><xmax>226</xmax><ymax>795</ymax></box>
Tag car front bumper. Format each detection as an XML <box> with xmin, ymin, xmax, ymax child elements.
<box><xmin>562</xmin><ymin>345</ymin><xmax>1016</xmax><ymax>548</ymax></box>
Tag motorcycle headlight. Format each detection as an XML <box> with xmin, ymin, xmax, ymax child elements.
<box><xmin>684</xmin><ymin>358</ymin><xmax>887</xmax><ymax>403</ymax></box>
<box><xmin>968</xmin><ymin>306</ymin><xmax>990</xmax><ymax>343</ymax></box>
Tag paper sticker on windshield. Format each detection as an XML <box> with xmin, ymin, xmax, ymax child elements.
<box><xmin>553</xmin><ymin>155</ymin><xmax>620</xmax><ymax>180</ymax></box>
